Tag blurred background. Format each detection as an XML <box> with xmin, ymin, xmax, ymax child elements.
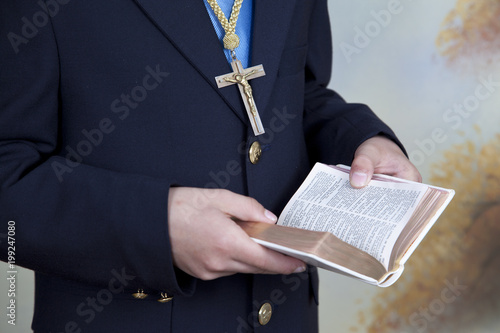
<box><xmin>1</xmin><ymin>0</ymin><xmax>499</xmax><ymax>332</ymax></box>
<box><xmin>321</xmin><ymin>0</ymin><xmax>500</xmax><ymax>332</ymax></box>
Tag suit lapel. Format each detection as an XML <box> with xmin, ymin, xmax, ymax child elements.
<box><xmin>251</xmin><ymin>0</ymin><xmax>297</xmax><ymax>123</ymax></box>
<box><xmin>133</xmin><ymin>0</ymin><xmax>297</xmax><ymax>130</ymax></box>
<box><xmin>133</xmin><ymin>0</ymin><xmax>246</xmax><ymax>123</ymax></box>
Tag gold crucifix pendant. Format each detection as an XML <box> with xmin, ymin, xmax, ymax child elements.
<box><xmin>215</xmin><ymin>59</ymin><xmax>266</xmax><ymax>136</ymax></box>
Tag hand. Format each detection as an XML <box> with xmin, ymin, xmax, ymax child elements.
<box><xmin>349</xmin><ymin>135</ymin><xmax>422</xmax><ymax>188</ymax></box>
<box><xmin>167</xmin><ymin>187</ymin><xmax>306</xmax><ymax>280</ymax></box>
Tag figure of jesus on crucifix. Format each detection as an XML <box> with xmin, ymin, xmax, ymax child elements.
<box><xmin>215</xmin><ymin>59</ymin><xmax>266</xmax><ymax>136</ymax></box>
<box><xmin>224</xmin><ymin>69</ymin><xmax>258</xmax><ymax>118</ymax></box>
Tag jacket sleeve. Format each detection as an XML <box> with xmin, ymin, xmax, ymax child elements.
<box><xmin>0</xmin><ymin>0</ymin><xmax>194</xmax><ymax>297</ymax></box>
<box><xmin>303</xmin><ymin>0</ymin><xmax>406</xmax><ymax>166</ymax></box>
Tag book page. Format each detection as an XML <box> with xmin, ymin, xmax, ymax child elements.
<box><xmin>278</xmin><ymin>163</ymin><xmax>429</xmax><ymax>269</ymax></box>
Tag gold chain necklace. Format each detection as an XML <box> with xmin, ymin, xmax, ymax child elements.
<box><xmin>208</xmin><ymin>0</ymin><xmax>267</xmax><ymax>136</ymax></box>
<box><xmin>206</xmin><ymin>0</ymin><xmax>244</xmax><ymax>51</ymax></box>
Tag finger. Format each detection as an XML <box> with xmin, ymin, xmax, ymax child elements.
<box><xmin>350</xmin><ymin>136</ymin><xmax>423</xmax><ymax>186</ymax></box>
<box><xmin>211</xmin><ymin>189</ymin><xmax>278</xmax><ymax>224</ymax></box>
<box><xmin>231</xmin><ymin>232</ymin><xmax>306</xmax><ymax>275</ymax></box>
<box><xmin>381</xmin><ymin>158</ymin><xmax>422</xmax><ymax>183</ymax></box>
<box><xmin>212</xmin><ymin>251</ymin><xmax>306</xmax><ymax>277</ymax></box>
<box><xmin>197</xmin><ymin>221</ymin><xmax>306</xmax><ymax>279</ymax></box>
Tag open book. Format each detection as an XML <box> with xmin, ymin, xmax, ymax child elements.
<box><xmin>238</xmin><ymin>163</ymin><xmax>454</xmax><ymax>287</ymax></box>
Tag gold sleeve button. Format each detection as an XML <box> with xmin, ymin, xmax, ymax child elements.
<box><xmin>132</xmin><ymin>289</ymin><xmax>148</xmax><ymax>299</ymax></box>
<box><xmin>158</xmin><ymin>292</ymin><xmax>173</xmax><ymax>303</ymax></box>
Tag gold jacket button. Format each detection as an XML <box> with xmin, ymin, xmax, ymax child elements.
<box><xmin>132</xmin><ymin>289</ymin><xmax>148</xmax><ymax>299</ymax></box>
<box><xmin>258</xmin><ymin>302</ymin><xmax>273</xmax><ymax>326</ymax></box>
<box><xmin>157</xmin><ymin>292</ymin><xmax>173</xmax><ymax>303</ymax></box>
<box><xmin>249</xmin><ymin>141</ymin><xmax>262</xmax><ymax>164</ymax></box>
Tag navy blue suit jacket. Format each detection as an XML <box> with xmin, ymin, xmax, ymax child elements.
<box><xmin>0</xmin><ymin>0</ymin><xmax>402</xmax><ymax>332</ymax></box>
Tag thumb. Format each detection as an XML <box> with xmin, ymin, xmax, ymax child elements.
<box><xmin>349</xmin><ymin>149</ymin><xmax>379</xmax><ymax>189</ymax></box>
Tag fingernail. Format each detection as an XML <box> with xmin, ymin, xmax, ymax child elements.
<box><xmin>264</xmin><ymin>209</ymin><xmax>278</xmax><ymax>223</ymax></box>
<box><xmin>294</xmin><ymin>265</ymin><xmax>306</xmax><ymax>273</ymax></box>
<box><xmin>351</xmin><ymin>172</ymin><xmax>368</xmax><ymax>188</ymax></box>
